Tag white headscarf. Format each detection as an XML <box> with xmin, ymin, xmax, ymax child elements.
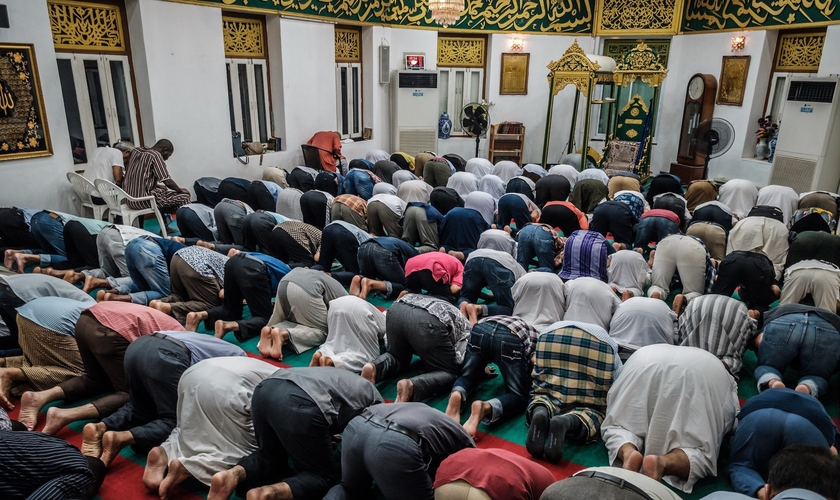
<box><xmin>391</xmin><ymin>169</ymin><xmax>419</xmax><ymax>189</ymax></box>
<box><xmin>477</xmin><ymin>229</ymin><xmax>517</xmax><ymax>258</ymax></box>
<box><xmin>757</xmin><ymin>185</ymin><xmax>799</xmax><ymax>225</ymax></box>
<box><xmin>318</xmin><ymin>296</ymin><xmax>386</xmax><ymax>373</ymax></box>
<box><xmin>446</xmin><ymin>172</ymin><xmax>479</xmax><ymax>198</ymax></box>
<box><xmin>562</xmin><ymin>277</ymin><xmax>621</xmax><ymax>331</ymax></box>
<box><xmin>365</xmin><ymin>149</ymin><xmax>390</xmax><ymax>163</ymax></box>
<box><xmin>521</xmin><ymin>164</ymin><xmax>548</xmax><ymax>179</ymax></box>
<box><xmin>548</xmin><ymin>164</ymin><xmax>579</xmax><ymax>189</ymax></box>
<box><xmin>397</xmin><ymin>179</ymin><xmax>433</xmax><ymax>204</ymax></box>
<box><xmin>464</xmin><ymin>191</ymin><xmax>497</xmax><ymax>225</ymax></box>
<box><xmin>512</xmin><ymin>273</ymin><xmax>566</xmax><ymax>331</ymax></box>
<box><xmin>465</xmin><ymin>158</ymin><xmax>493</xmax><ymax>179</ymax></box>
<box><xmin>479</xmin><ymin>174</ymin><xmax>506</xmax><ymax>201</ymax></box>
<box><xmin>372</xmin><ymin>182</ymin><xmax>397</xmax><ymax>196</ymax></box>
<box><xmin>492</xmin><ymin>161</ymin><xmax>520</xmax><ymax>183</ymax></box>
<box><xmin>577</xmin><ymin>167</ymin><xmax>609</xmax><ymax>186</ymax></box>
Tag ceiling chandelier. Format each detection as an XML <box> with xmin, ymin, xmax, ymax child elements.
<box><xmin>429</xmin><ymin>0</ymin><xmax>465</xmax><ymax>28</ymax></box>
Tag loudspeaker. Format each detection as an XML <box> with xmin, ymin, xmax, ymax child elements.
<box><xmin>379</xmin><ymin>45</ymin><xmax>390</xmax><ymax>84</ymax></box>
<box><xmin>0</xmin><ymin>6</ymin><xmax>9</xmax><ymax>29</ymax></box>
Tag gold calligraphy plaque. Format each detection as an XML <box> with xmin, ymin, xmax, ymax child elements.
<box><xmin>0</xmin><ymin>44</ymin><xmax>52</xmax><ymax>161</ymax></box>
<box><xmin>500</xmin><ymin>53</ymin><xmax>530</xmax><ymax>95</ymax></box>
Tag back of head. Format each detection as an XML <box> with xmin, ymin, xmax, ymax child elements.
<box><xmin>112</xmin><ymin>140</ymin><xmax>135</xmax><ymax>154</ymax></box>
<box><xmin>768</xmin><ymin>444</ymin><xmax>840</xmax><ymax>500</ymax></box>
<box><xmin>152</xmin><ymin>139</ymin><xmax>174</xmax><ymax>157</ymax></box>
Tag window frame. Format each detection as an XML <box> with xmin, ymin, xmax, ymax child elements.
<box><xmin>226</xmin><ymin>58</ymin><xmax>272</xmax><ymax>144</ymax></box>
<box><xmin>335</xmin><ymin>61</ymin><xmax>363</xmax><ymax>140</ymax></box>
<box><xmin>55</xmin><ymin>52</ymin><xmax>140</xmax><ymax>165</ymax></box>
<box><xmin>438</xmin><ymin>66</ymin><xmax>486</xmax><ymax>136</ymax></box>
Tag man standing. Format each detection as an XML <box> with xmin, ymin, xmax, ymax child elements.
<box><xmin>122</xmin><ymin>139</ymin><xmax>190</xmax><ymax>214</ymax></box>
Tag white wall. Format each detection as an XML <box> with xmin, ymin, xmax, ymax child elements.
<box><xmin>0</xmin><ymin>0</ymin><xmax>75</xmax><ymax>211</ymax></box>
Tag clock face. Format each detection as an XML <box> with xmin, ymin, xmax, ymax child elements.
<box><xmin>688</xmin><ymin>75</ymin><xmax>705</xmax><ymax>100</ymax></box>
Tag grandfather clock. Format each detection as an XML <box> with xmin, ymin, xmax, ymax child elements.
<box><xmin>669</xmin><ymin>73</ymin><xmax>717</xmax><ymax>183</ymax></box>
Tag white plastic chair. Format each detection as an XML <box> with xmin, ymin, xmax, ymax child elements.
<box><xmin>67</xmin><ymin>172</ymin><xmax>109</xmax><ymax>221</ymax></box>
<box><xmin>93</xmin><ymin>178</ymin><xmax>168</xmax><ymax>236</ymax></box>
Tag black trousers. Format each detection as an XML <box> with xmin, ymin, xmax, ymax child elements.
<box><xmin>218</xmin><ymin>178</ymin><xmax>251</xmax><ymax>204</ymax></box>
<box><xmin>175</xmin><ymin>206</ymin><xmax>215</xmax><ymax>241</ymax></box>
<box><xmin>0</xmin><ymin>207</ymin><xmax>39</xmax><ymax>250</ymax></box>
<box><xmin>539</xmin><ymin>205</ymin><xmax>582</xmax><ymax>238</ymax></box>
<box><xmin>315</xmin><ymin>172</ymin><xmax>339</xmax><ymax>197</ymax></box>
<box><xmin>100</xmin><ymin>335</ymin><xmax>190</xmax><ymax>454</ymax></box>
<box><xmin>245</xmin><ymin>181</ymin><xmax>277</xmax><ymax>212</ymax></box>
<box><xmin>0</xmin><ymin>288</ymin><xmax>24</xmax><ymax>351</ymax></box>
<box><xmin>692</xmin><ymin>204</ymin><xmax>733</xmax><ymax>233</ymax></box>
<box><xmin>243</xmin><ymin>211</ymin><xmax>276</xmax><ymax>253</ymax></box>
<box><xmin>712</xmin><ymin>250</ymin><xmax>778</xmax><ymax>312</ymax></box>
<box><xmin>590</xmin><ymin>201</ymin><xmax>637</xmax><ymax>245</ymax></box>
<box><xmin>237</xmin><ymin>378</ymin><xmax>336</xmax><ymax>500</ymax></box>
<box><xmin>205</xmin><ymin>254</ymin><xmax>273</xmax><ymax>341</ymax></box>
<box><xmin>288</xmin><ymin>169</ymin><xmax>315</xmax><ymax>193</ymax></box>
<box><xmin>193</xmin><ymin>177</ymin><xmax>222</xmax><ymax>207</ymax></box>
<box><xmin>269</xmin><ymin>227</ymin><xmax>316</xmax><ymax>268</ymax></box>
<box><xmin>315</xmin><ymin>224</ymin><xmax>360</xmax><ymax>286</ymax></box>
<box><xmin>300</xmin><ymin>191</ymin><xmax>330</xmax><ymax>229</ymax></box>
<box><xmin>62</xmin><ymin>221</ymin><xmax>99</xmax><ymax>270</ymax></box>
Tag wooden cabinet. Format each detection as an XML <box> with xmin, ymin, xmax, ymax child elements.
<box><xmin>670</xmin><ymin>73</ymin><xmax>717</xmax><ymax>183</ymax></box>
<box><xmin>488</xmin><ymin>122</ymin><xmax>526</xmax><ymax>166</ymax></box>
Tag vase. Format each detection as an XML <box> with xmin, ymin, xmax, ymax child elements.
<box><xmin>754</xmin><ymin>138</ymin><xmax>769</xmax><ymax>160</ymax></box>
<box><xmin>438</xmin><ymin>111</ymin><xmax>452</xmax><ymax>139</ymax></box>
<box><xmin>767</xmin><ymin>136</ymin><xmax>778</xmax><ymax>163</ymax></box>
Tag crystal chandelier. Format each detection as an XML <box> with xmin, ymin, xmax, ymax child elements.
<box><xmin>429</xmin><ymin>0</ymin><xmax>465</xmax><ymax>28</ymax></box>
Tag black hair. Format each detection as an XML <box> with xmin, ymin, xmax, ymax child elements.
<box><xmin>768</xmin><ymin>444</ymin><xmax>840</xmax><ymax>500</ymax></box>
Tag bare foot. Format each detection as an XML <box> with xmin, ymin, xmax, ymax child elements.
<box><xmin>359</xmin><ymin>278</ymin><xmax>372</xmax><ymax>300</ymax></box>
<box><xmin>672</xmin><ymin>294</ymin><xmax>686</xmax><ymax>316</ymax></box>
<box><xmin>168</xmin><ymin>236</ymin><xmax>186</xmax><ymax>244</ymax></box>
<box><xmin>13</xmin><ymin>252</ymin><xmax>33</xmax><ymax>273</ymax></box>
<box><xmin>396</xmin><ymin>379</ymin><xmax>414</xmax><ymax>402</ymax></box>
<box><xmin>465</xmin><ymin>304</ymin><xmax>480</xmax><ymax>325</ymax></box>
<box><xmin>613</xmin><ymin>242</ymin><xmax>625</xmax><ymax>251</ymax></box>
<box><xmin>772</xmin><ymin>284</ymin><xmax>781</xmax><ymax>299</ymax></box>
<box><xmin>463</xmin><ymin>400</ymin><xmax>491</xmax><ymax>439</ymax></box>
<box><xmin>445</xmin><ymin>391</ymin><xmax>463</xmax><ymax>422</ymax></box>
<box><xmin>214</xmin><ymin>320</ymin><xmax>238</xmax><ymax>339</ymax></box>
<box><xmin>3</xmin><ymin>249</ymin><xmax>21</xmax><ymax>269</ymax></box>
<box><xmin>268</xmin><ymin>328</ymin><xmax>288</xmax><ymax>361</ymax></box>
<box><xmin>143</xmin><ymin>446</ymin><xmax>168</xmax><ymax>493</ymax></box>
<box><xmin>149</xmin><ymin>300</ymin><xmax>172</xmax><ymax>315</ymax></box>
<box><xmin>310</xmin><ymin>351</ymin><xmax>323</xmax><ymax>367</ymax></box>
<box><xmin>624</xmin><ymin>450</ymin><xmax>643</xmax><ymax>472</ymax></box>
<box><xmin>245</xmin><ymin>482</ymin><xmax>293</xmax><ymax>500</ymax></box>
<box><xmin>647</xmin><ymin>249</ymin><xmax>656</xmax><ymax>268</ymax></box>
<box><xmin>159</xmin><ymin>458</ymin><xmax>193</xmax><ymax>499</ymax></box>
<box><xmin>767</xmin><ymin>379</ymin><xmax>786</xmax><ymax>389</ymax></box>
<box><xmin>795</xmin><ymin>383</ymin><xmax>812</xmax><ymax>395</ymax></box>
<box><xmin>62</xmin><ymin>270</ymin><xmax>82</xmax><ymax>284</ymax></box>
<box><xmin>320</xmin><ymin>356</ymin><xmax>334</xmax><ymax>367</ymax></box>
<box><xmin>185</xmin><ymin>311</ymin><xmax>206</xmax><ymax>332</ymax></box>
<box><xmin>621</xmin><ymin>290</ymin><xmax>633</xmax><ymax>302</ymax></box>
<box><xmin>208</xmin><ymin>467</ymin><xmax>245</xmax><ymax>500</ymax></box>
<box><xmin>18</xmin><ymin>391</ymin><xmax>46</xmax><ymax>430</ymax></box>
<box><xmin>0</xmin><ymin>369</ymin><xmax>16</xmax><ymax>409</ymax></box>
<box><xmin>101</xmin><ymin>430</ymin><xmax>134</xmax><ymax>466</ymax></box>
<box><xmin>350</xmin><ymin>275</ymin><xmax>362</xmax><ymax>297</ymax></box>
<box><xmin>103</xmin><ymin>293</ymin><xmax>131</xmax><ymax>302</ymax></box>
<box><xmin>361</xmin><ymin>363</ymin><xmax>376</xmax><ymax>385</ymax></box>
<box><xmin>43</xmin><ymin>406</ymin><xmax>85</xmax><ymax>435</ymax></box>
<box><xmin>83</xmin><ymin>275</ymin><xmax>109</xmax><ymax>293</ymax></box>
<box><xmin>448</xmin><ymin>250</ymin><xmax>466</xmax><ymax>261</ymax></box>
<box><xmin>649</xmin><ymin>291</ymin><xmax>661</xmax><ymax>300</ymax></box>
<box><xmin>196</xmin><ymin>240</ymin><xmax>216</xmax><ymax>250</ymax></box>
<box><xmin>643</xmin><ymin>454</ymin><xmax>666</xmax><ymax>482</ymax></box>
<box><xmin>258</xmin><ymin>327</ymin><xmax>272</xmax><ymax>357</ymax></box>
<box><xmin>82</xmin><ymin>422</ymin><xmax>107</xmax><ymax>458</ymax></box>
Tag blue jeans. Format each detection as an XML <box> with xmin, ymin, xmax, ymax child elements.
<box><xmin>452</xmin><ymin>320</ymin><xmax>530</xmax><ymax>424</ymax></box>
<box><xmin>497</xmin><ymin>194</ymin><xmax>530</xmax><ymax>236</ymax></box>
<box><xmin>634</xmin><ymin>216</ymin><xmax>679</xmax><ymax>250</ymax></box>
<box><xmin>120</xmin><ymin>238</ymin><xmax>171</xmax><ymax>305</ymax></box>
<box><xmin>516</xmin><ymin>224</ymin><xmax>556</xmax><ymax>270</ymax></box>
<box><xmin>458</xmin><ymin>257</ymin><xmax>516</xmax><ymax>316</ymax></box>
<box><xmin>357</xmin><ymin>242</ymin><xmax>406</xmax><ymax>298</ymax></box>
<box><xmin>341</xmin><ymin>170</ymin><xmax>374</xmax><ymax>201</ymax></box>
<box><xmin>755</xmin><ymin>313</ymin><xmax>840</xmax><ymax>396</ymax></box>
<box><xmin>30</xmin><ymin>211</ymin><xmax>67</xmax><ymax>267</ymax></box>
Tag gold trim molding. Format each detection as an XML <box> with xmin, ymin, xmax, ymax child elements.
<box><xmin>335</xmin><ymin>27</ymin><xmax>361</xmax><ymax>63</ymax></box>
<box><xmin>437</xmin><ymin>37</ymin><xmax>486</xmax><ymax>68</ymax></box>
<box><xmin>546</xmin><ymin>40</ymin><xmax>601</xmax><ymax>97</ymax></box>
<box><xmin>595</xmin><ymin>0</ymin><xmax>683</xmax><ymax>35</ymax></box>
<box><xmin>223</xmin><ymin>16</ymin><xmax>265</xmax><ymax>58</ymax></box>
<box><xmin>47</xmin><ymin>0</ymin><xmax>125</xmax><ymax>52</ymax></box>
<box><xmin>775</xmin><ymin>31</ymin><xmax>825</xmax><ymax>72</ymax></box>
<box><xmin>613</xmin><ymin>42</ymin><xmax>669</xmax><ymax>87</ymax></box>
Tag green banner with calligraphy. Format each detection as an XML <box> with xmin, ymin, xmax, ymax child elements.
<box><xmin>164</xmin><ymin>0</ymin><xmax>594</xmax><ymax>34</ymax></box>
<box><xmin>683</xmin><ymin>0</ymin><xmax>839</xmax><ymax>32</ymax></box>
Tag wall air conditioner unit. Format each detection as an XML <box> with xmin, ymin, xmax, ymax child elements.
<box><xmin>391</xmin><ymin>70</ymin><xmax>439</xmax><ymax>155</ymax></box>
<box><xmin>769</xmin><ymin>76</ymin><xmax>840</xmax><ymax>193</ymax></box>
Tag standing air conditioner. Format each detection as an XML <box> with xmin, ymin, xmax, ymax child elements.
<box><xmin>769</xmin><ymin>76</ymin><xmax>840</xmax><ymax>193</ymax></box>
<box><xmin>391</xmin><ymin>70</ymin><xmax>439</xmax><ymax>155</ymax></box>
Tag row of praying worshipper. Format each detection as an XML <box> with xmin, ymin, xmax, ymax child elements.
<box><xmin>1</xmin><ymin>146</ymin><xmax>840</xmax><ymax>500</ymax></box>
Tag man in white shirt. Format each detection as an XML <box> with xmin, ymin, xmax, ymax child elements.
<box><xmin>83</xmin><ymin>141</ymin><xmax>134</xmax><ymax>203</ymax></box>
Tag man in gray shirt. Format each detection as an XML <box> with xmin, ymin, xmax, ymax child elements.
<box><xmin>324</xmin><ymin>402</ymin><xmax>475</xmax><ymax>500</ymax></box>
<box><xmin>81</xmin><ymin>331</ymin><xmax>245</xmax><ymax>468</ymax></box>
<box><xmin>208</xmin><ymin>367</ymin><xmax>383</xmax><ymax>500</ymax></box>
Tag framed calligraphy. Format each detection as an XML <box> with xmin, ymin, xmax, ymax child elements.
<box><xmin>717</xmin><ymin>55</ymin><xmax>750</xmax><ymax>106</ymax></box>
<box><xmin>0</xmin><ymin>44</ymin><xmax>51</xmax><ymax>161</ymax></box>
<box><xmin>500</xmin><ymin>53</ymin><xmax>530</xmax><ymax>95</ymax></box>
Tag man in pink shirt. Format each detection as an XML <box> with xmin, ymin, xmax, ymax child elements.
<box><xmin>403</xmin><ymin>252</ymin><xmax>464</xmax><ymax>303</ymax></box>
<box><xmin>17</xmin><ymin>301</ymin><xmax>183</xmax><ymax>433</ymax></box>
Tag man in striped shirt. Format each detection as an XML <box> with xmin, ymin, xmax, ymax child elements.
<box><xmin>122</xmin><ymin>139</ymin><xmax>190</xmax><ymax>213</ymax></box>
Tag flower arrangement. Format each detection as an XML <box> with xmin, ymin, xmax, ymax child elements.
<box><xmin>756</xmin><ymin>115</ymin><xmax>778</xmax><ymax>140</ymax></box>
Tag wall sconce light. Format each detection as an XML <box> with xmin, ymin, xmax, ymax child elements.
<box><xmin>731</xmin><ymin>35</ymin><xmax>746</xmax><ymax>52</ymax></box>
<box><xmin>510</xmin><ymin>38</ymin><xmax>524</xmax><ymax>51</ymax></box>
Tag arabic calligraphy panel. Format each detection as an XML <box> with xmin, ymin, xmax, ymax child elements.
<box><xmin>0</xmin><ymin>44</ymin><xmax>52</xmax><ymax>161</ymax></box>
<box><xmin>596</xmin><ymin>0</ymin><xmax>683</xmax><ymax>34</ymax></box>
<box><xmin>223</xmin><ymin>16</ymin><xmax>265</xmax><ymax>58</ymax></box>
<box><xmin>163</xmin><ymin>0</ymin><xmax>595</xmax><ymax>34</ymax></box>
<box><xmin>683</xmin><ymin>0</ymin><xmax>839</xmax><ymax>31</ymax></box>
<box><xmin>48</xmin><ymin>0</ymin><xmax>125</xmax><ymax>52</ymax></box>
<box><xmin>776</xmin><ymin>31</ymin><xmax>825</xmax><ymax>72</ymax></box>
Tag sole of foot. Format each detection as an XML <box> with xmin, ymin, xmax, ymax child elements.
<box><xmin>361</xmin><ymin>363</ymin><xmax>376</xmax><ymax>385</ymax></box>
<box><xmin>642</xmin><ymin>455</ymin><xmax>665</xmax><ymax>482</ymax></box>
<box><xmin>143</xmin><ymin>446</ymin><xmax>168</xmax><ymax>492</ymax></box>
